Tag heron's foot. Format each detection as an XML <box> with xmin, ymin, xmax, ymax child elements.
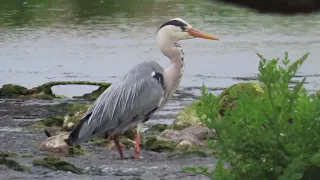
<box><xmin>130</xmin><ymin>154</ymin><xmax>143</xmax><ymax>160</ymax></box>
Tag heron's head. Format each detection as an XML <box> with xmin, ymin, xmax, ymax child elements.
<box><xmin>155</xmin><ymin>18</ymin><xmax>220</xmax><ymax>42</ymax></box>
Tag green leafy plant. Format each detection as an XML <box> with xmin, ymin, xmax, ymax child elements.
<box><xmin>186</xmin><ymin>52</ymin><xmax>320</xmax><ymax>180</ymax></box>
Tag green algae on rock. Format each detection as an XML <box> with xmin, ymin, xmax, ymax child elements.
<box><xmin>146</xmin><ymin>124</ymin><xmax>169</xmax><ymax>133</ymax></box>
<box><xmin>33</xmin><ymin>116</ymin><xmax>65</xmax><ymax>128</ymax></box>
<box><xmin>32</xmin><ymin>156</ymin><xmax>83</xmax><ymax>174</ymax></box>
<box><xmin>143</xmin><ymin>136</ymin><xmax>177</xmax><ymax>152</ymax></box>
<box><xmin>0</xmin><ymin>150</ymin><xmax>18</xmax><ymax>158</ymax></box>
<box><xmin>216</xmin><ymin>82</ymin><xmax>264</xmax><ymax>116</ymax></box>
<box><xmin>0</xmin><ymin>84</ymin><xmax>28</xmax><ymax>98</ymax></box>
<box><xmin>0</xmin><ymin>157</ymin><xmax>31</xmax><ymax>172</ymax></box>
<box><xmin>0</xmin><ymin>81</ymin><xmax>111</xmax><ymax>99</ymax></box>
<box><xmin>172</xmin><ymin>100</ymin><xmax>203</xmax><ymax>130</ymax></box>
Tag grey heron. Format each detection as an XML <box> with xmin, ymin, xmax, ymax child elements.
<box><xmin>65</xmin><ymin>18</ymin><xmax>219</xmax><ymax>159</ymax></box>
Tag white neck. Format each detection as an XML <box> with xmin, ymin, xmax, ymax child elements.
<box><xmin>156</xmin><ymin>30</ymin><xmax>185</xmax><ymax>106</ymax></box>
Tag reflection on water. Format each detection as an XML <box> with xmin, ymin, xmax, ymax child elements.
<box><xmin>1</xmin><ymin>0</ymin><xmax>320</xmax><ymax>95</ymax></box>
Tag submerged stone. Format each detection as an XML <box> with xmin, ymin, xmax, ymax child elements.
<box><xmin>32</xmin><ymin>156</ymin><xmax>82</xmax><ymax>174</ymax></box>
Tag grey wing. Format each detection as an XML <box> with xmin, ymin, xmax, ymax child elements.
<box><xmin>69</xmin><ymin>61</ymin><xmax>164</xmax><ymax>145</ymax></box>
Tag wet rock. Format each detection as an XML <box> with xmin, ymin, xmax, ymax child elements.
<box><xmin>172</xmin><ymin>100</ymin><xmax>203</xmax><ymax>130</ymax></box>
<box><xmin>217</xmin><ymin>82</ymin><xmax>264</xmax><ymax>117</ymax></box>
<box><xmin>176</xmin><ymin>140</ymin><xmax>193</xmax><ymax>149</ymax></box>
<box><xmin>32</xmin><ymin>156</ymin><xmax>83</xmax><ymax>174</ymax></box>
<box><xmin>158</xmin><ymin>130</ymin><xmax>202</xmax><ymax>147</ymax></box>
<box><xmin>181</xmin><ymin>126</ymin><xmax>214</xmax><ymax>141</ymax></box>
<box><xmin>39</xmin><ymin>131</ymin><xmax>71</xmax><ymax>155</ymax></box>
<box><xmin>156</xmin><ymin>126</ymin><xmax>214</xmax><ymax>148</ymax></box>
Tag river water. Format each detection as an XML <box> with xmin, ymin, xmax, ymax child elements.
<box><xmin>1</xmin><ymin>0</ymin><xmax>320</xmax><ymax>123</ymax></box>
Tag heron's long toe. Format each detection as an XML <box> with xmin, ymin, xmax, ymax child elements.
<box><xmin>130</xmin><ymin>154</ymin><xmax>143</xmax><ymax>160</ymax></box>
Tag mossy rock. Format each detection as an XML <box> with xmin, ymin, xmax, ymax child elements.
<box><xmin>33</xmin><ymin>116</ymin><xmax>64</xmax><ymax>128</ymax></box>
<box><xmin>0</xmin><ymin>157</ymin><xmax>30</xmax><ymax>172</ymax></box>
<box><xmin>32</xmin><ymin>103</ymin><xmax>90</xmax><ymax>129</ymax></box>
<box><xmin>217</xmin><ymin>82</ymin><xmax>264</xmax><ymax>116</ymax></box>
<box><xmin>146</xmin><ymin>124</ymin><xmax>169</xmax><ymax>133</ymax></box>
<box><xmin>68</xmin><ymin>146</ymin><xmax>84</xmax><ymax>155</ymax></box>
<box><xmin>143</xmin><ymin>136</ymin><xmax>176</xmax><ymax>152</ymax></box>
<box><xmin>0</xmin><ymin>84</ymin><xmax>28</xmax><ymax>97</ymax></box>
<box><xmin>172</xmin><ymin>100</ymin><xmax>203</xmax><ymax>130</ymax></box>
<box><xmin>0</xmin><ymin>83</ymin><xmax>55</xmax><ymax>99</ymax></box>
<box><xmin>32</xmin><ymin>156</ymin><xmax>82</xmax><ymax>174</ymax></box>
<box><xmin>0</xmin><ymin>81</ymin><xmax>111</xmax><ymax>99</ymax></box>
<box><xmin>86</xmin><ymin>138</ymin><xmax>109</xmax><ymax>146</ymax></box>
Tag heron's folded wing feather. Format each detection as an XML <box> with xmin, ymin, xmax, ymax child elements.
<box><xmin>78</xmin><ymin>62</ymin><xmax>164</xmax><ymax>137</ymax></box>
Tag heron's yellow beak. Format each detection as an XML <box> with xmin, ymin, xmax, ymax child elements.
<box><xmin>186</xmin><ymin>28</ymin><xmax>220</xmax><ymax>40</ymax></box>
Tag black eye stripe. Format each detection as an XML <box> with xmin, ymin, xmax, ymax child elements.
<box><xmin>156</xmin><ymin>19</ymin><xmax>187</xmax><ymax>33</ymax></box>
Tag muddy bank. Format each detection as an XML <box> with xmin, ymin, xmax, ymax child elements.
<box><xmin>0</xmin><ymin>98</ymin><xmax>215</xmax><ymax>180</ymax></box>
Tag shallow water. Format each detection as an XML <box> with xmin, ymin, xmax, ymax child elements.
<box><xmin>1</xmin><ymin>0</ymin><xmax>320</xmax><ymax>121</ymax></box>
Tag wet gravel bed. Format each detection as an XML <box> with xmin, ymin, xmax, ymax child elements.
<box><xmin>0</xmin><ymin>98</ymin><xmax>216</xmax><ymax>180</ymax></box>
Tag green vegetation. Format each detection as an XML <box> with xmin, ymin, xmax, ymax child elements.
<box><xmin>183</xmin><ymin>52</ymin><xmax>320</xmax><ymax>180</ymax></box>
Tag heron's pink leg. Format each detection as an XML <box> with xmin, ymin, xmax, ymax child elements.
<box><xmin>134</xmin><ymin>132</ymin><xmax>141</xmax><ymax>159</ymax></box>
<box><xmin>113</xmin><ymin>134</ymin><xmax>124</xmax><ymax>159</ymax></box>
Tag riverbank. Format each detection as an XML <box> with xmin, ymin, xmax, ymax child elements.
<box><xmin>0</xmin><ymin>98</ymin><xmax>214</xmax><ymax>180</ymax></box>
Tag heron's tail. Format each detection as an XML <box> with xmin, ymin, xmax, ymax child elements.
<box><xmin>65</xmin><ymin>113</ymin><xmax>93</xmax><ymax>146</ymax></box>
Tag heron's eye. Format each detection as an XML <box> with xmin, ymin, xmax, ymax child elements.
<box><xmin>180</xmin><ymin>26</ymin><xmax>187</xmax><ymax>32</ymax></box>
